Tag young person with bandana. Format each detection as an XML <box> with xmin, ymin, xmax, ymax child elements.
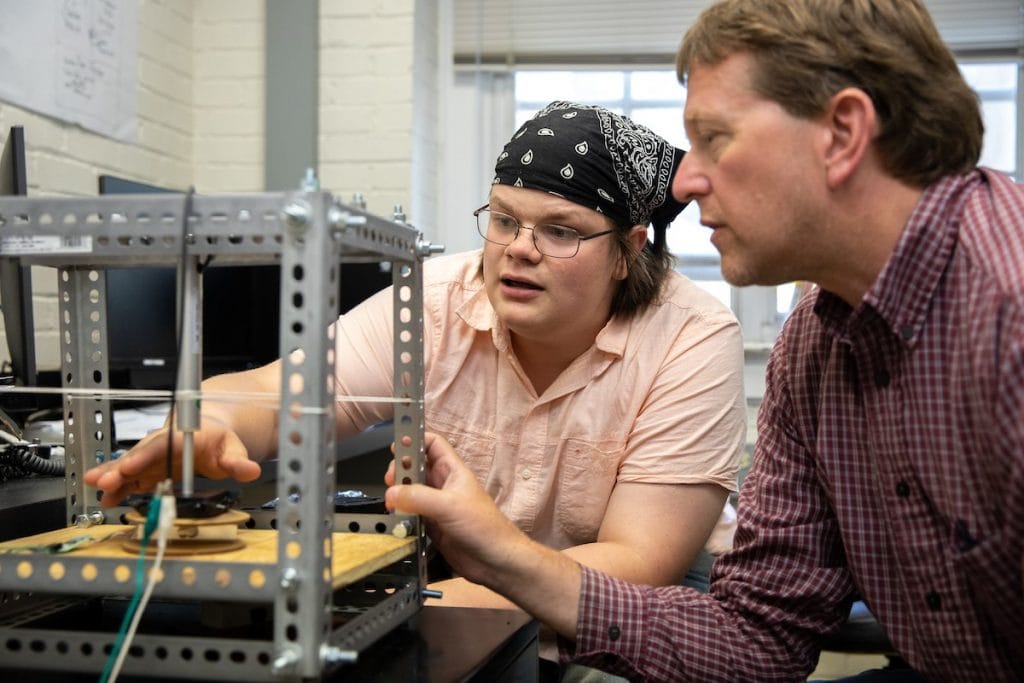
<box><xmin>85</xmin><ymin>102</ymin><xmax>746</xmax><ymax>613</ymax></box>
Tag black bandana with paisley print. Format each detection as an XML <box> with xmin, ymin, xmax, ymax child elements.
<box><xmin>492</xmin><ymin>101</ymin><xmax>687</xmax><ymax>250</ymax></box>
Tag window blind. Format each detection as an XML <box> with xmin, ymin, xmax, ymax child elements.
<box><xmin>453</xmin><ymin>0</ymin><xmax>1023</xmax><ymax>64</ymax></box>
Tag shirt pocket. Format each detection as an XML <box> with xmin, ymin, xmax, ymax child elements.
<box><xmin>554</xmin><ymin>438</ymin><xmax>624</xmax><ymax>545</ymax></box>
<box><xmin>950</xmin><ymin>530</ymin><xmax>1024</xmax><ymax>658</ymax></box>
<box><xmin>433</xmin><ymin>428</ymin><xmax>499</xmax><ymax>490</ymax></box>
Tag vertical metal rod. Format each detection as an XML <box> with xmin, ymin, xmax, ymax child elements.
<box><xmin>176</xmin><ymin>256</ymin><xmax>202</xmax><ymax>497</ymax></box>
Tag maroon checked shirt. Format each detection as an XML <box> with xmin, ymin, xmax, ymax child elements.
<box><xmin>563</xmin><ymin>169</ymin><xmax>1024</xmax><ymax>682</ymax></box>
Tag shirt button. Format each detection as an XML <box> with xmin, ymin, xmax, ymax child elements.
<box><xmin>954</xmin><ymin>519</ymin><xmax>977</xmax><ymax>552</ymax></box>
<box><xmin>900</xmin><ymin>325</ymin><xmax>914</xmax><ymax>341</ymax></box>
<box><xmin>520</xmin><ymin>469</ymin><xmax>531</xmax><ymax>480</ymax></box>
<box><xmin>608</xmin><ymin>625</ymin><xmax>621</xmax><ymax>641</ymax></box>
<box><xmin>926</xmin><ymin>591</ymin><xmax>942</xmax><ymax>611</ymax></box>
<box><xmin>895</xmin><ymin>480</ymin><xmax>910</xmax><ymax>497</ymax></box>
<box><xmin>874</xmin><ymin>369</ymin><xmax>890</xmax><ymax>388</ymax></box>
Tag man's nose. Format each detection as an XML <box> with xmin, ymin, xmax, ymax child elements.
<box><xmin>672</xmin><ymin>156</ymin><xmax>709</xmax><ymax>203</ymax></box>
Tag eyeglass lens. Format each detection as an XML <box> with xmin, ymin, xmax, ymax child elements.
<box><xmin>476</xmin><ymin>209</ymin><xmax>581</xmax><ymax>257</ymax></box>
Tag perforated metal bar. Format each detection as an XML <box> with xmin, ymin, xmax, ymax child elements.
<box><xmin>57</xmin><ymin>267</ymin><xmax>112</xmax><ymax>525</ymax></box>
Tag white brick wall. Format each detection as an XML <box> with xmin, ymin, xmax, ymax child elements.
<box><xmin>319</xmin><ymin>0</ymin><xmax>416</xmax><ymax>217</ymax></box>
<box><xmin>0</xmin><ymin>0</ymin><xmax>197</xmax><ymax>372</ymax></box>
<box><xmin>0</xmin><ymin>0</ymin><xmax>432</xmax><ymax>375</ymax></box>
<box><xmin>192</xmin><ymin>0</ymin><xmax>264</xmax><ymax>193</ymax></box>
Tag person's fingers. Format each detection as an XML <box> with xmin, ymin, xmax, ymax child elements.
<box><xmin>205</xmin><ymin>430</ymin><xmax>258</xmax><ymax>481</ymax></box>
<box><xmin>423</xmin><ymin>431</ymin><xmax>450</xmax><ymax>459</ymax></box>
<box><xmin>83</xmin><ymin>461</ymin><xmax>111</xmax><ymax>485</ymax></box>
<box><xmin>94</xmin><ymin>466</ymin><xmax>128</xmax><ymax>492</ymax></box>
<box><xmin>93</xmin><ymin>472</ymin><xmax>142</xmax><ymax>508</ymax></box>
<box><xmin>384</xmin><ymin>485</ymin><xmax>400</xmax><ymax>512</ymax></box>
<box><xmin>222</xmin><ymin>452</ymin><xmax>261</xmax><ymax>482</ymax></box>
<box><xmin>116</xmin><ymin>446</ymin><xmax>166</xmax><ymax>477</ymax></box>
<box><xmin>386</xmin><ymin>482</ymin><xmax>448</xmax><ymax>520</ymax></box>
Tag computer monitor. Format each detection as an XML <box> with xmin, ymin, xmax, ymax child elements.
<box><xmin>0</xmin><ymin>126</ymin><xmax>36</xmax><ymax>390</ymax></box>
<box><xmin>99</xmin><ymin>175</ymin><xmax>391</xmax><ymax>390</ymax></box>
<box><xmin>99</xmin><ymin>175</ymin><xmax>280</xmax><ymax>389</ymax></box>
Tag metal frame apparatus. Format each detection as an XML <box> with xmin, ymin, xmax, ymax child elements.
<box><xmin>0</xmin><ymin>190</ymin><xmax>437</xmax><ymax>681</ymax></box>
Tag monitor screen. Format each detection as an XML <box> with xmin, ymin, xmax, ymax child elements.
<box><xmin>99</xmin><ymin>175</ymin><xmax>391</xmax><ymax>390</ymax></box>
<box><xmin>100</xmin><ymin>175</ymin><xmax>281</xmax><ymax>389</ymax></box>
<box><xmin>0</xmin><ymin>126</ymin><xmax>36</xmax><ymax>390</ymax></box>
<box><xmin>104</xmin><ymin>264</ymin><xmax>283</xmax><ymax>390</ymax></box>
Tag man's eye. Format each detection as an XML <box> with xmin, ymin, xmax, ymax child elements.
<box><xmin>493</xmin><ymin>215</ymin><xmax>518</xmax><ymax>231</ymax></box>
<box><xmin>541</xmin><ymin>225</ymin><xmax>578</xmax><ymax>242</ymax></box>
<box><xmin>702</xmin><ymin>131</ymin><xmax>724</xmax><ymax>147</ymax></box>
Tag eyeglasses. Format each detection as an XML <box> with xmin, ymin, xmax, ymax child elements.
<box><xmin>473</xmin><ymin>205</ymin><xmax>615</xmax><ymax>258</ymax></box>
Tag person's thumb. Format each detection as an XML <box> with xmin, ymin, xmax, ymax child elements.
<box><xmin>386</xmin><ymin>482</ymin><xmax>447</xmax><ymax>520</ymax></box>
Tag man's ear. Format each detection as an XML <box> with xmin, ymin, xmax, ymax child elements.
<box><xmin>614</xmin><ymin>225</ymin><xmax>649</xmax><ymax>280</ymax></box>
<box><xmin>824</xmin><ymin>87</ymin><xmax>876</xmax><ymax>189</ymax></box>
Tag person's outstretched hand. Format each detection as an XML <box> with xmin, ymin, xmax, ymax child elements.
<box><xmin>384</xmin><ymin>432</ymin><xmax>527</xmax><ymax>587</ymax></box>
<box><xmin>385</xmin><ymin>432</ymin><xmax>583</xmax><ymax>638</ymax></box>
<box><xmin>83</xmin><ymin>419</ymin><xmax>261</xmax><ymax>507</ymax></box>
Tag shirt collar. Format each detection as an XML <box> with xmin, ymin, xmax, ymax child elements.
<box><xmin>455</xmin><ymin>279</ymin><xmax>628</xmax><ymax>358</ymax></box>
<box><xmin>815</xmin><ymin>171</ymin><xmax>981</xmax><ymax>346</ymax></box>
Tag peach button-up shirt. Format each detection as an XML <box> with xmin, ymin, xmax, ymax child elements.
<box><xmin>333</xmin><ymin>251</ymin><xmax>745</xmax><ymax>551</ymax></box>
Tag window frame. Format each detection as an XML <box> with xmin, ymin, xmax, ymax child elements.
<box><xmin>512</xmin><ymin>59</ymin><xmax>1022</xmax><ymax>343</ymax></box>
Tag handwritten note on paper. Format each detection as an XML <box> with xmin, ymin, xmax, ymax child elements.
<box><xmin>0</xmin><ymin>0</ymin><xmax>138</xmax><ymax>142</ymax></box>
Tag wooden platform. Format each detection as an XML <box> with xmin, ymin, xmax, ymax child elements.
<box><xmin>0</xmin><ymin>524</ymin><xmax>415</xmax><ymax>589</ymax></box>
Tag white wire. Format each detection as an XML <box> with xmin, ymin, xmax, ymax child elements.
<box><xmin>0</xmin><ymin>428</ymin><xmax>25</xmax><ymax>445</ymax></box>
<box><xmin>0</xmin><ymin>385</ymin><xmax>413</xmax><ymax>406</ymax></box>
<box><xmin>106</xmin><ymin>492</ymin><xmax>176</xmax><ymax>683</ymax></box>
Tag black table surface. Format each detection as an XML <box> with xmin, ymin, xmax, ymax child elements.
<box><xmin>0</xmin><ymin>605</ymin><xmax>538</xmax><ymax>682</ymax></box>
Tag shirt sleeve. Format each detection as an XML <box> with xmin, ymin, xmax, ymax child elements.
<box><xmin>617</xmin><ymin>310</ymin><xmax>746</xmax><ymax>492</ymax></box>
<box><xmin>332</xmin><ymin>286</ymin><xmax>397</xmax><ymax>436</ymax></box>
<box><xmin>562</xmin><ymin>315</ymin><xmax>856</xmax><ymax>681</ymax></box>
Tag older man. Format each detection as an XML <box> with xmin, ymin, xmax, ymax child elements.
<box><xmin>385</xmin><ymin>1</ymin><xmax>1024</xmax><ymax>680</ymax></box>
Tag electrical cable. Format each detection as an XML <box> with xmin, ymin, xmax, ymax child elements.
<box><xmin>0</xmin><ymin>428</ymin><xmax>23</xmax><ymax>445</ymax></box>
<box><xmin>104</xmin><ymin>485</ymin><xmax>176</xmax><ymax>683</ymax></box>
<box><xmin>0</xmin><ymin>405</ymin><xmax>23</xmax><ymax>439</ymax></box>
<box><xmin>12</xmin><ymin>445</ymin><xmax>63</xmax><ymax>475</ymax></box>
<box><xmin>100</xmin><ymin>188</ymin><xmax>193</xmax><ymax>682</ymax></box>
<box><xmin>98</xmin><ymin>485</ymin><xmax>164</xmax><ymax>683</ymax></box>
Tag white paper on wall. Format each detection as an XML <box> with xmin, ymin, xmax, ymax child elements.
<box><xmin>0</xmin><ymin>0</ymin><xmax>137</xmax><ymax>142</ymax></box>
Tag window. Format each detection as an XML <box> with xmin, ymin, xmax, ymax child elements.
<box><xmin>962</xmin><ymin>61</ymin><xmax>1019</xmax><ymax>177</ymax></box>
<box><xmin>516</xmin><ymin>70</ymin><xmax>728</xmax><ymax>308</ymax></box>
<box><xmin>515</xmin><ymin>61</ymin><xmax>1021</xmax><ymax>336</ymax></box>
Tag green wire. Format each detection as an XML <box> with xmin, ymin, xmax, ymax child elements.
<box><xmin>98</xmin><ymin>497</ymin><xmax>162</xmax><ymax>683</ymax></box>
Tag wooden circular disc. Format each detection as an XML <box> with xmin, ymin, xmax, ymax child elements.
<box><xmin>121</xmin><ymin>537</ymin><xmax>245</xmax><ymax>556</ymax></box>
<box><xmin>121</xmin><ymin>508</ymin><xmax>251</xmax><ymax>555</ymax></box>
<box><xmin>123</xmin><ymin>508</ymin><xmax>251</xmax><ymax>527</ymax></box>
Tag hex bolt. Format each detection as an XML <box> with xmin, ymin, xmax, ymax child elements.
<box><xmin>321</xmin><ymin>645</ymin><xmax>358</xmax><ymax>665</ymax></box>
<box><xmin>283</xmin><ymin>201</ymin><xmax>310</xmax><ymax>229</ymax></box>
<box><xmin>416</xmin><ymin>239</ymin><xmax>445</xmax><ymax>257</ymax></box>
<box><xmin>272</xmin><ymin>649</ymin><xmax>300</xmax><ymax>675</ymax></box>
<box><xmin>75</xmin><ymin>510</ymin><xmax>105</xmax><ymax>528</ymax></box>
<box><xmin>328</xmin><ymin>205</ymin><xmax>347</xmax><ymax>231</ymax></box>
<box><xmin>300</xmin><ymin>167</ymin><xmax>319</xmax><ymax>192</ymax></box>
<box><xmin>280</xmin><ymin>567</ymin><xmax>301</xmax><ymax>592</ymax></box>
